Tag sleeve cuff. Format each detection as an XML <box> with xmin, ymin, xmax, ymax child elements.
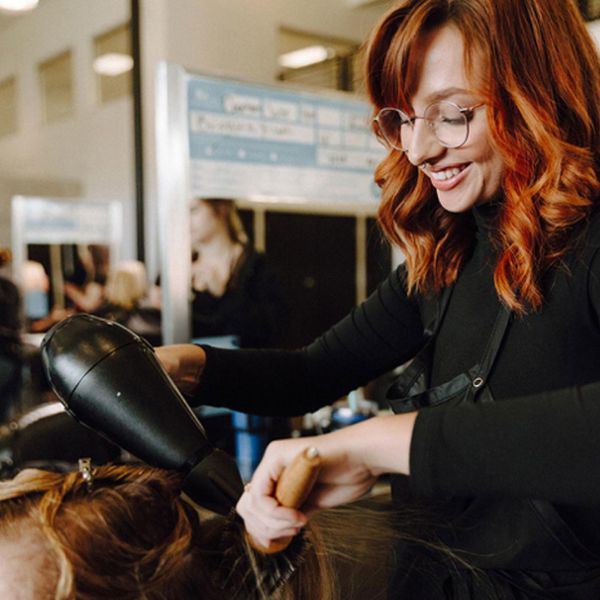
<box><xmin>409</xmin><ymin>407</ymin><xmax>442</xmax><ymax>498</ymax></box>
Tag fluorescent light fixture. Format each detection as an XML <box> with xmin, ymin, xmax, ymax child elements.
<box><xmin>93</xmin><ymin>53</ymin><xmax>134</xmax><ymax>77</ymax></box>
<box><xmin>278</xmin><ymin>45</ymin><xmax>335</xmax><ymax>69</ymax></box>
<box><xmin>0</xmin><ymin>0</ymin><xmax>39</xmax><ymax>11</ymax></box>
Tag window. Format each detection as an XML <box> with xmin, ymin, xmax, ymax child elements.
<box><xmin>39</xmin><ymin>50</ymin><xmax>74</xmax><ymax>122</ymax></box>
<box><xmin>0</xmin><ymin>76</ymin><xmax>17</xmax><ymax>137</ymax></box>
<box><xmin>277</xmin><ymin>28</ymin><xmax>361</xmax><ymax>92</ymax></box>
<box><xmin>93</xmin><ymin>23</ymin><xmax>132</xmax><ymax>104</ymax></box>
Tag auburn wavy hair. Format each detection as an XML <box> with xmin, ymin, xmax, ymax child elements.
<box><xmin>0</xmin><ymin>465</ymin><xmax>221</xmax><ymax>599</ymax></box>
<box><xmin>366</xmin><ymin>0</ymin><xmax>600</xmax><ymax>313</ymax></box>
<box><xmin>0</xmin><ymin>463</ymin><xmax>423</xmax><ymax>600</ymax></box>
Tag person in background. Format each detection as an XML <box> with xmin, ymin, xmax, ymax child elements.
<box><xmin>22</xmin><ymin>260</ymin><xmax>50</xmax><ymax>324</ymax></box>
<box><xmin>189</xmin><ymin>198</ymin><xmax>288</xmax><ymax>348</ymax></box>
<box><xmin>21</xmin><ymin>260</ymin><xmax>71</xmax><ymax>334</ymax></box>
<box><xmin>0</xmin><ymin>276</ymin><xmax>23</xmax><ymax>422</ymax></box>
<box><xmin>95</xmin><ymin>260</ymin><xmax>162</xmax><ymax>346</ymax></box>
<box><xmin>0</xmin><ymin>251</ymin><xmax>22</xmax><ymax>421</ymax></box>
<box><xmin>63</xmin><ymin>244</ymin><xmax>109</xmax><ymax>315</ymax></box>
<box><xmin>157</xmin><ymin>0</ymin><xmax>600</xmax><ymax>597</ymax></box>
<box><xmin>5</xmin><ymin>261</ymin><xmax>63</xmax><ymax>413</ymax></box>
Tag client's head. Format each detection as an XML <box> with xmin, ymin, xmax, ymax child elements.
<box><xmin>0</xmin><ymin>464</ymin><xmax>225</xmax><ymax>600</ymax></box>
<box><xmin>0</xmin><ymin>462</ymin><xmax>404</xmax><ymax>600</ymax></box>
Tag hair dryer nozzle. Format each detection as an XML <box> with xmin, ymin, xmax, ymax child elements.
<box><xmin>41</xmin><ymin>314</ymin><xmax>243</xmax><ymax>514</ymax></box>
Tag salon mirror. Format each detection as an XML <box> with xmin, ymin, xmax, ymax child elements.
<box><xmin>11</xmin><ymin>196</ymin><xmax>122</xmax><ymax>337</ymax></box>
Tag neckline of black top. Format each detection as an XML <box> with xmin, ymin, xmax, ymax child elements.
<box><xmin>471</xmin><ymin>199</ymin><xmax>501</xmax><ymax>232</ymax></box>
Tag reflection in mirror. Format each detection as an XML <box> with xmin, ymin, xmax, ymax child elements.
<box><xmin>24</xmin><ymin>244</ymin><xmax>110</xmax><ymax>333</ymax></box>
<box><xmin>11</xmin><ymin>195</ymin><xmax>123</xmax><ymax>335</ymax></box>
<box><xmin>189</xmin><ymin>198</ymin><xmax>247</xmax><ymax>348</ymax></box>
<box><xmin>188</xmin><ymin>198</ymin><xmax>288</xmax><ymax>350</ymax></box>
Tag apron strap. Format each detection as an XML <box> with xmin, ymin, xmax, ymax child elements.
<box><xmin>470</xmin><ymin>303</ymin><xmax>511</xmax><ymax>389</ymax></box>
<box><xmin>387</xmin><ymin>298</ymin><xmax>512</xmax><ymax>410</ymax></box>
<box><xmin>429</xmin><ymin>284</ymin><xmax>455</xmax><ymax>337</ymax></box>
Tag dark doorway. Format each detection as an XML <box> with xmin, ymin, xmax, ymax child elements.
<box><xmin>266</xmin><ymin>212</ymin><xmax>356</xmax><ymax>348</ymax></box>
<box><xmin>366</xmin><ymin>217</ymin><xmax>392</xmax><ymax>296</ymax></box>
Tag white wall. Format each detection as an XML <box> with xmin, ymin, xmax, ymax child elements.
<box><xmin>0</xmin><ymin>0</ymin><xmax>389</xmax><ymax>272</ymax></box>
<box><xmin>162</xmin><ymin>0</ymin><xmax>384</xmax><ymax>84</ymax></box>
<box><xmin>0</xmin><ymin>0</ymin><xmax>134</xmax><ymax>257</ymax></box>
<box><xmin>141</xmin><ymin>0</ymin><xmax>388</xmax><ymax>276</ymax></box>
<box><xmin>589</xmin><ymin>18</ymin><xmax>600</xmax><ymax>48</ymax></box>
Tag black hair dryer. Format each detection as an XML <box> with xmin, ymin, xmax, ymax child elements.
<box><xmin>40</xmin><ymin>314</ymin><xmax>243</xmax><ymax>515</ymax></box>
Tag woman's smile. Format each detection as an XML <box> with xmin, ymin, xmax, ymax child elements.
<box><xmin>424</xmin><ymin>162</ymin><xmax>471</xmax><ymax>190</ymax></box>
<box><xmin>405</xmin><ymin>25</ymin><xmax>504</xmax><ymax>213</ymax></box>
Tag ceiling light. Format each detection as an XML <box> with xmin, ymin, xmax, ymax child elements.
<box><xmin>0</xmin><ymin>0</ymin><xmax>39</xmax><ymax>11</ymax></box>
<box><xmin>278</xmin><ymin>45</ymin><xmax>335</xmax><ymax>69</ymax></box>
<box><xmin>93</xmin><ymin>53</ymin><xmax>134</xmax><ymax>77</ymax></box>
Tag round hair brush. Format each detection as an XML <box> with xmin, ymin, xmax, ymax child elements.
<box><xmin>220</xmin><ymin>446</ymin><xmax>322</xmax><ymax>598</ymax></box>
<box><xmin>248</xmin><ymin>446</ymin><xmax>321</xmax><ymax>554</ymax></box>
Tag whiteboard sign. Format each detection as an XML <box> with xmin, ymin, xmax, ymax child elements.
<box><xmin>186</xmin><ymin>75</ymin><xmax>385</xmax><ymax>204</ymax></box>
<box><xmin>11</xmin><ymin>196</ymin><xmax>123</xmax><ymax>288</ymax></box>
<box><xmin>13</xmin><ymin>196</ymin><xmax>121</xmax><ymax>244</ymax></box>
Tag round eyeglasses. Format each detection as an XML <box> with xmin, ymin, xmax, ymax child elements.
<box><xmin>373</xmin><ymin>101</ymin><xmax>484</xmax><ymax>151</ymax></box>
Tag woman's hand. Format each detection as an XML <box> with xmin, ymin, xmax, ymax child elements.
<box><xmin>236</xmin><ymin>413</ymin><xmax>417</xmax><ymax>550</ymax></box>
<box><xmin>154</xmin><ymin>344</ymin><xmax>206</xmax><ymax>397</ymax></box>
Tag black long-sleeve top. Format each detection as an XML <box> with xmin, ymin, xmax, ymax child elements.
<box><xmin>192</xmin><ymin>205</ymin><xmax>600</xmax><ymax>550</ymax></box>
<box><xmin>191</xmin><ymin>247</ymin><xmax>288</xmax><ymax>348</ymax></box>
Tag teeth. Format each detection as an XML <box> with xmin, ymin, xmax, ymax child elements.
<box><xmin>430</xmin><ymin>167</ymin><xmax>462</xmax><ymax>181</ymax></box>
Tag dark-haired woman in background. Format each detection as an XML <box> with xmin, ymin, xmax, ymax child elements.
<box><xmin>0</xmin><ymin>276</ymin><xmax>23</xmax><ymax>422</ymax></box>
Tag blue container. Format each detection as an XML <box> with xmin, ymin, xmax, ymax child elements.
<box><xmin>25</xmin><ymin>290</ymin><xmax>49</xmax><ymax>320</ymax></box>
<box><xmin>231</xmin><ymin>412</ymin><xmax>272</xmax><ymax>482</ymax></box>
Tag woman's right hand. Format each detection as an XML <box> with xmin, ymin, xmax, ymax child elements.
<box><xmin>236</xmin><ymin>412</ymin><xmax>417</xmax><ymax>550</ymax></box>
<box><xmin>154</xmin><ymin>344</ymin><xmax>206</xmax><ymax>396</ymax></box>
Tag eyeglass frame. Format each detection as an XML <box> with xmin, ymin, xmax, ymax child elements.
<box><xmin>373</xmin><ymin>100</ymin><xmax>485</xmax><ymax>151</ymax></box>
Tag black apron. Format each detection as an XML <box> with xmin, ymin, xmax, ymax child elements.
<box><xmin>385</xmin><ymin>287</ymin><xmax>600</xmax><ymax>599</ymax></box>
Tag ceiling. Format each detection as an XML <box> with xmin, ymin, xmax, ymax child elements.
<box><xmin>0</xmin><ymin>0</ymin><xmax>44</xmax><ymax>32</ymax></box>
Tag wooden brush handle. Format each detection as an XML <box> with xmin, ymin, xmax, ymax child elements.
<box><xmin>248</xmin><ymin>446</ymin><xmax>321</xmax><ymax>555</ymax></box>
<box><xmin>275</xmin><ymin>446</ymin><xmax>321</xmax><ymax>508</ymax></box>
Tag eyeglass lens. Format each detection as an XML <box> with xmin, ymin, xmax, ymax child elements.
<box><xmin>377</xmin><ymin>101</ymin><xmax>469</xmax><ymax>150</ymax></box>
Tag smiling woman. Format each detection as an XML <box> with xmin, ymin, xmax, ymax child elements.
<box><xmin>370</xmin><ymin>0</ymin><xmax>599</xmax><ymax>313</ymax></box>
<box><xmin>384</xmin><ymin>25</ymin><xmax>504</xmax><ymax>213</ymax></box>
<box><xmin>155</xmin><ymin>1</ymin><xmax>600</xmax><ymax>598</ymax></box>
